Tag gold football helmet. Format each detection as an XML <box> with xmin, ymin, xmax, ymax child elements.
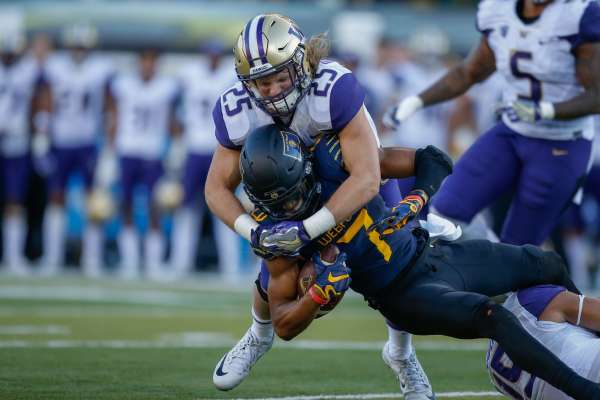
<box><xmin>87</xmin><ymin>187</ymin><xmax>115</xmax><ymax>223</ymax></box>
<box><xmin>234</xmin><ymin>14</ymin><xmax>312</xmax><ymax>117</ymax></box>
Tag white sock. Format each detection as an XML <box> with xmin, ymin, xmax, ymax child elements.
<box><xmin>214</xmin><ymin>216</ymin><xmax>239</xmax><ymax>280</ymax></box>
<box><xmin>82</xmin><ymin>224</ymin><xmax>102</xmax><ymax>271</ymax></box>
<box><xmin>118</xmin><ymin>226</ymin><xmax>139</xmax><ymax>275</ymax></box>
<box><xmin>43</xmin><ymin>205</ymin><xmax>65</xmax><ymax>266</ymax></box>
<box><xmin>251</xmin><ymin>307</ymin><xmax>273</xmax><ymax>340</ymax></box>
<box><xmin>144</xmin><ymin>230</ymin><xmax>164</xmax><ymax>272</ymax></box>
<box><xmin>4</xmin><ymin>213</ymin><xmax>25</xmax><ymax>267</ymax></box>
<box><xmin>564</xmin><ymin>235</ymin><xmax>589</xmax><ymax>290</ymax></box>
<box><xmin>387</xmin><ymin>325</ymin><xmax>413</xmax><ymax>360</ymax></box>
<box><xmin>170</xmin><ymin>207</ymin><xmax>198</xmax><ymax>273</ymax></box>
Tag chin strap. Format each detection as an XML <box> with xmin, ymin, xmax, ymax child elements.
<box><xmin>576</xmin><ymin>294</ymin><xmax>585</xmax><ymax>326</ymax></box>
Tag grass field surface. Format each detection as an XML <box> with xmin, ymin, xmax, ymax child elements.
<box><xmin>0</xmin><ymin>275</ymin><xmax>502</xmax><ymax>400</ymax></box>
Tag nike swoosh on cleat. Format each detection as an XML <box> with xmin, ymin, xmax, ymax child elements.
<box><xmin>328</xmin><ymin>272</ymin><xmax>349</xmax><ymax>283</ymax></box>
<box><xmin>215</xmin><ymin>355</ymin><xmax>228</xmax><ymax>376</ymax></box>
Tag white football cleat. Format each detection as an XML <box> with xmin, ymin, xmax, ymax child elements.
<box><xmin>382</xmin><ymin>341</ymin><xmax>435</xmax><ymax>400</ymax></box>
<box><xmin>213</xmin><ymin>328</ymin><xmax>274</xmax><ymax>391</ymax></box>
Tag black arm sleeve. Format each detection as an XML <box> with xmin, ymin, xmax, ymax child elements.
<box><xmin>413</xmin><ymin>145</ymin><xmax>453</xmax><ymax>199</ymax></box>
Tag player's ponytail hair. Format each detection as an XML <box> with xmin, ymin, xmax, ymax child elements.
<box><xmin>305</xmin><ymin>32</ymin><xmax>331</xmax><ymax>76</ymax></box>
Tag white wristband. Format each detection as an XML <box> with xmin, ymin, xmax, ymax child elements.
<box><xmin>234</xmin><ymin>213</ymin><xmax>258</xmax><ymax>242</ymax></box>
<box><xmin>539</xmin><ymin>101</ymin><xmax>555</xmax><ymax>120</ymax></box>
<box><xmin>576</xmin><ymin>294</ymin><xmax>585</xmax><ymax>326</ymax></box>
<box><xmin>303</xmin><ymin>207</ymin><xmax>336</xmax><ymax>239</ymax></box>
<box><xmin>395</xmin><ymin>95</ymin><xmax>424</xmax><ymax>122</ymax></box>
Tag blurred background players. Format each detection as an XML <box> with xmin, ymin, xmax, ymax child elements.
<box><xmin>0</xmin><ymin>27</ymin><xmax>47</xmax><ymax>274</ymax></box>
<box><xmin>168</xmin><ymin>39</ymin><xmax>239</xmax><ymax>280</ymax></box>
<box><xmin>106</xmin><ymin>48</ymin><xmax>181</xmax><ymax>279</ymax></box>
<box><xmin>40</xmin><ymin>23</ymin><xmax>114</xmax><ymax>276</ymax></box>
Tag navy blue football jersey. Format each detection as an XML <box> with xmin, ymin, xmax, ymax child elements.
<box><xmin>251</xmin><ymin>134</ymin><xmax>418</xmax><ymax>297</ymax></box>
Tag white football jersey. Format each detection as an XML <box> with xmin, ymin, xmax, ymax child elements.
<box><xmin>487</xmin><ymin>292</ymin><xmax>600</xmax><ymax>400</ymax></box>
<box><xmin>214</xmin><ymin>60</ymin><xmax>378</xmax><ymax>149</ymax></box>
<box><xmin>477</xmin><ymin>0</ymin><xmax>600</xmax><ymax>140</ymax></box>
<box><xmin>45</xmin><ymin>54</ymin><xmax>114</xmax><ymax>148</ymax></box>
<box><xmin>0</xmin><ymin>56</ymin><xmax>42</xmax><ymax>156</ymax></box>
<box><xmin>178</xmin><ymin>61</ymin><xmax>235</xmax><ymax>154</ymax></box>
<box><xmin>111</xmin><ymin>74</ymin><xmax>180</xmax><ymax>159</ymax></box>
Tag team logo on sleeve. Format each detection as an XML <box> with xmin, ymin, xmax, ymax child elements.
<box><xmin>280</xmin><ymin>131</ymin><xmax>302</xmax><ymax>161</ymax></box>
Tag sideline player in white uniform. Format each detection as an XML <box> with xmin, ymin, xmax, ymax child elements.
<box><xmin>487</xmin><ymin>284</ymin><xmax>600</xmax><ymax>399</ymax></box>
<box><xmin>169</xmin><ymin>40</ymin><xmax>238</xmax><ymax>279</ymax></box>
<box><xmin>387</xmin><ymin>0</ymin><xmax>600</xmax><ymax>246</ymax></box>
<box><xmin>106</xmin><ymin>49</ymin><xmax>180</xmax><ymax>279</ymax></box>
<box><xmin>0</xmin><ymin>32</ymin><xmax>47</xmax><ymax>274</ymax></box>
<box><xmin>41</xmin><ymin>24</ymin><xmax>114</xmax><ymax>276</ymax></box>
<box><xmin>207</xmin><ymin>14</ymin><xmax>433</xmax><ymax>400</ymax></box>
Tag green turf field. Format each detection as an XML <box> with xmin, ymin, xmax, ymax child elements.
<box><xmin>0</xmin><ymin>275</ymin><xmax>502</xmax><ymax>400</ymax></box>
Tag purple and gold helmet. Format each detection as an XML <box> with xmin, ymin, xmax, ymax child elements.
<box><xmin>234</xmin><ymin>14</ymin><xmax>312</xmax><ymax>117</ymax></box>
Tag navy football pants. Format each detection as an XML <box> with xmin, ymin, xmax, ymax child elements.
<box><xmin>370</xmin><ymin>239</ymin><xmax>600</xmax><ymax>399</ymax></box>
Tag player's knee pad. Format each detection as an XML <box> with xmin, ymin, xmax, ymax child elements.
<box><xmin>472</xmin><ymin>301</ymin><xmax>516</xmax><ymax>338</ymax></box>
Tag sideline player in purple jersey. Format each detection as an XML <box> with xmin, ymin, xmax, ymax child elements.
<box><xmin>206</xmin><ymin>14</ymin><xmax>433</xmax><ymax>399</ymax></box>
<box><xmin>386</xmin><ymin>0</ymin><xmax>600</xmax><ymax>246</ymax></box>
<box><xmin>41</xmin><ymin>24</ymin><xmax>114</xmax><ymax>276</ymax></box>
<box><xmin>0</xmin><ymin>30</ymin><xmax>48</xmax><ymax>274</ymax></box>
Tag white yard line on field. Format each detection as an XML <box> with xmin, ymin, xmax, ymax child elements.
<box><xmin>205</xmin><ymin>391</ymin><xmax>502</xmax><ymax>400</ymax></box>
<box><xmin>0</xmin><ymin>325</ymin><xmax>70</xmax><ymax>335</ymax></box>
<box><xmin>0</xmin><ymin>335</ymin><xmax>487</xmax><ymax>351</ymax></box>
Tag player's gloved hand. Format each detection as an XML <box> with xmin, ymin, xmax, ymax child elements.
<box><xmin>309</xmin><ymin>252</ymin><xmax>351</xmax><ymax>305</ymax></box>
<box><xmin>382</xmin><ymin>95</ymin><xmax>424</xmax><ymax>129</ymax></box>
<box><xmin>95</xmin><ymin>147</ymin><xmax>118</xmax><ymax>188</ymax></box>
<box><xmin>250</xmin><ymin>221</ymin><xmax>311</xmax><ymax>258</ymax></box>
<box><xmin>368</xmin><ymin>189</ymin><xmax>428</xmax><ymax>237</ymax></box>
<box><xmin>505</xmin><ymin>100</ymin><xmax>555</xmax><ymax>123</ymax></box>
<box><xmin>165</xmin><ymin>137</ymin><xmax>186</xmax><ymax>175</ymax></box>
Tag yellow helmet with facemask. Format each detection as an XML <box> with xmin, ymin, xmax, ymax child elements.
<box><xmin>234</xmin><ymin>14</ymin><xmax>312</xmax><ymax>117</ymax></box>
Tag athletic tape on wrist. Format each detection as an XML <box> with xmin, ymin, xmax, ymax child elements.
<box><xmin>303</xmin><ymin>207</ymin><xmax>336</xmax><ymax>239</ymax></box>
<box><xmin>576</xmin><ymin>294</ymin><xmax>585</xmax><ymax>326</ymax></box>
<box><xmin>234</xmin><ymin>213</ymin><xmax>258</xmax><ymax>242</ymax></box>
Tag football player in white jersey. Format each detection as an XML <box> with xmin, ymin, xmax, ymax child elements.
<box><xmin>206</xmin><ymin>14</ymin><xmax>434</xmax><ymax>399</ymax></box>
<box><xmin>106</xmin><ymin>49</ymin><xmax>181</xmax><ymax>279</ymax></box>
<box><xmin>387</xmin><ymin>0</ymin><xmax>600</xmax><ymax>246</ymax></box>
<box><xmin>168</xmin><ymin>39</ymin><xmax>238</xmax><ymax>279</ymax></box>
<box><xmin>41</xmin><ymin>23</ymin><xmax>114</xmax><ymax>276</ymax></box>
<box><xmin>0</xmin><ymin>31</ymin><xmax>47</xmax><ymax>274</ymax></box>
<box><xmin>487</xmin><ymin>284</ymin><xmax>600</xmax><ymax>399</ymax></box>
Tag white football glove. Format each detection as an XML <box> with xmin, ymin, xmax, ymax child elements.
<box><xmin>505</xmin><ymin>100</ymin><xmax>555</xmax><ymax>123</ymax></box>
<box><xmin>165</xmin><ymin>137</ymin><xmax>186</xmax><ymax>175</ymax></box>
<box><xmin>382</xmin><ymin>96</ymin><xmax>424</xmax><ymax>129</ymax></box>
<box><xmin>95</xmin><ymin>147</ymin><xmax>118</xmax><ymax>188</ymax></box>
<box><xmin>31</xmin><ymin>133</ymin><xmax>50</xmax><ymax>159</ymax></box>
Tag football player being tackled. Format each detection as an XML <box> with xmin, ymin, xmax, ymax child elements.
<box><xmin>207</xmin><ymin>14</ymin><xmax>434</xmax><ymax>399</ymax></box>
<box><xmin>239</xmin><ymin>124</ymin><xmax>600</xmax><ymax>400</ymax></box>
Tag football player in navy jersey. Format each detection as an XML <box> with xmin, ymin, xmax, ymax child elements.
<box><xmin>241</xmin><ymin>124</ymin><xmax>600</xmax><ymax>400</ymax></box>
<box><xmin>207</xmin><ymin>14</ymin><xmax>432</xmax><ymax>399</ymax></box>
<box><xmin>386</xmin><ymin>0</ymin><xmax>600</xmax><ymax>246</ymax></box>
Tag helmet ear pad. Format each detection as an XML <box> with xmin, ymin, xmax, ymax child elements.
<box><xmin>240</xmin><ymin>124</ymin><xmax>321</xmax><ymax>221</ymax></box>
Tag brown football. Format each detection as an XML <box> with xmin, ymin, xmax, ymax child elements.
<box><xmin>297</xmin><ymin>244</ymin><xmax>344</xmax><ymax>318</ymax></box>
